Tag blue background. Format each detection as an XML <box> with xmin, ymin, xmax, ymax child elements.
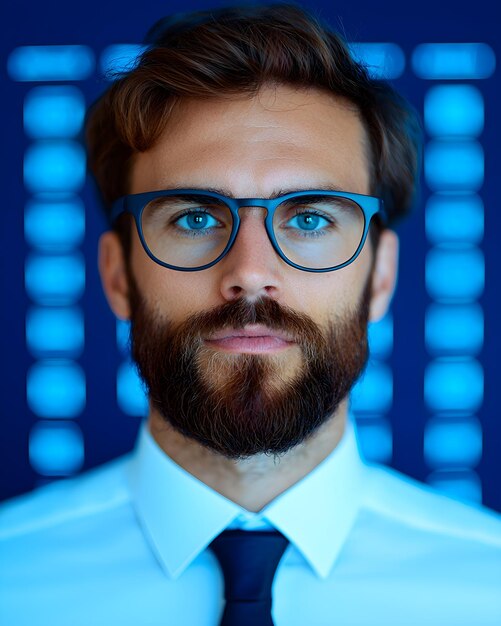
<box><xmin>1</xmin><ymin>0</ymin><xmax>500</xmax><ymax>513</ymax></box>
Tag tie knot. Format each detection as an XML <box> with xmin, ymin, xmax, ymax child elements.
<box><xmin>209</xmin><ymin>529</ymin><xmax>289</xmax><ymax>602</ymax></box>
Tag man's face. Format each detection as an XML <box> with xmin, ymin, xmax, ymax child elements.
<box><xmin>100</xmin><ymin>85</ymin><xmax>397</xmax><ymax>460</ymax></box>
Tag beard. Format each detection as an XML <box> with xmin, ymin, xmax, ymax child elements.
<box><xmin>128</xmin><ymin>274</ymin><xmax>371</xmax><ymax>461</ymax></box>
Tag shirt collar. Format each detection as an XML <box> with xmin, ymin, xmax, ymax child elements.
<box><xmin>127</xmin><ymin>415</ymin><xmax>368</xmax><ymax>580</ymax></box>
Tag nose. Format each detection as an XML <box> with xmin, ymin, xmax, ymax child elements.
<box><xmin>217</xmin><ymin>207</ymin><xmax>284</xmax><ymax>302</ymax></box>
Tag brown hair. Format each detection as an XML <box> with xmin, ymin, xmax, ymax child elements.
<box><xmin>86</xmin><ymin>3</ymin><xmax>421</xmax><ymax>252</ymax></box>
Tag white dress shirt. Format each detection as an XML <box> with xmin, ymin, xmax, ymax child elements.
<box><xmin>1</xmin><ymin>416</ymin><xmax>500</xmax><ymax>625</ymax></box>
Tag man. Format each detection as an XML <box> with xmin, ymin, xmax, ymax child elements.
<box><xmin>1</xmin><ymin>5</ymin><xmax>500</xmax><ymax>625</ymax></box>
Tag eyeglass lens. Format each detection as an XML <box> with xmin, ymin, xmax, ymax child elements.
<box><xmin>140</xmin><ymin>193</ymin><xmax>365</xmax><ymax>270</ymax></box>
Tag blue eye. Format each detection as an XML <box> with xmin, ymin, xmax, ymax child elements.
<box><xmin>175</xmin><ymin>211</ymin><xmax>220</xmax><ymax>231</ymax></box>
<box><xmin>287</xmin><ymin>212</ymin><xmax>330</xmax><ymax>231</ymax></box>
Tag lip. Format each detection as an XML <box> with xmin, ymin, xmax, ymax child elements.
<box><xmin>206</xmin><ymin>324</ymin><xmax>294</xmax><ymax>342</ymax></box>
<box><xmin>204</xmin><ymin>324</ymin><xmax>296</xmax><ymax>353</ymax></box>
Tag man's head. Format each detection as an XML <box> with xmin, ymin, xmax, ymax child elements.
<box><xmin>87</xmin><ymin>5</ymin><xmax>421</xmax><ymax>460</ymax></box>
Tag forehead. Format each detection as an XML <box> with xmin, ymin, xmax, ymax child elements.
<box><xmin>130</xmin><ymin>85</ymin><xmax>371</xmax><ymax>197</ymax></box>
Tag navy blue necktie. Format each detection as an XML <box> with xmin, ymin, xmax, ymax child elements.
<box><xmin>209</xmin><ymin>529</ymin><xmax>289</xmax><ymax>626</ymax></box>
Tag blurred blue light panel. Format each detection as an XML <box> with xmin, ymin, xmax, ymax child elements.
<box><xmin>426</xmin><ymin>303</ymin><xmax>483</xmax><ymax>355</ymax></box>
<box><xmin>355</xmin><ymin>418</ymin><xmax>392</xmax><ymax>463</ymax></box>
<box><xmin>350</xmin><ymin>362</ymin><xmax>392</xmax><ymax>413</ymax></box>
<box><xmin>25</xmin><ymin>253</ymin><xmax>85</xmax><ymax>305</ymax></box>
<box><xmin>27</xmin><ymin>360</ymin><xmax>86</xmax><ymax>418</ymax></box>
<box><xmin>424</xmin><ymin>358</ymin><xmax>483</xmax><ymax>413</ymax></box>
<box><xmin>24</xmin><ymin>86</ymin><xmax>85</xmax><ymax>139</ymax></box>
<box><xmin>424</xmin><ymin>416</ymin><xmax>482</xmax><ymax>468</ymax></box>
<box><xmin>100</xmin><ymin>44</ymin><xmax>148</xmax><ymax>77</ymax></box>
<box><xmin>349</xmin><ymin>43</ymin><xmax>405</xmax><ymax>79</ymax></box>
<box><xmin>24</xmin><ymin>141</ymin><xmax>86</xmax><ymax>193</ymax></box>
<box><xmin>368</xmin><ymin>314</ymin><xmax>393</xmax><ymax>359</ymax></box>
<box><xmin>412</xmin><ymin>43</ymin><xmax>495</xmax><ymax>79</ymax></box>
<box><xmin>26</xmin><ymin>307</ymin><xmax>84</xmax><ymax>357</ymax></box>
<box><xmin>8</xmin><ymin>45</ymin><xmax>95</xmax><ymax>81</ymax></box>
<box><xmin>116</xmin><ymin>319</ymin><xmax>131</xmax><ymax>355</ymax></box>
<box><xmin>427</xmin><ymin>469</ymin><xmax>482</xmax><ymax>504</ymax></box>
<box><xmin>117</xmin><ymin>361</ymin><xmax>148</xmax><ymax>416</ymax></box>
<box><xmin>425</xmin><ymin>247</ymin><xmax>484</xmax><ymax>302</ymax></box>
<box><xmin>426</xmin><ymin>194</ymin><xmax>484</xmax><ymax>245</ymax></box>
<box><xmin>29</xmin><ymin>421</ymin><xmax>84</xmax><ymax>476</ymax></box>
<box><xmin>425</xmin><ymin>141</ymin><xmax>484</xmax><ymax>191</ymax></box>
<box><xmin>424</xmin><ymin>85</ymin><xmax>484</xmax><ymax>137</ymax></box>
<box><xmin>25</xmin><ymin>197</ymin><xmax>85</xmax><ymax>251</ymax></box>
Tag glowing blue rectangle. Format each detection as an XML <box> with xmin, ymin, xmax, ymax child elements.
<box><xmin>355</xmin><ymin>418</ymin><xmax>392</xmax><ymax>463</ymax></box>
<box><xmin>412</xmin><ymin>43</ymin><xmax>495</xmax><ymax>79</ymax></box>
<box><xmin>349</xmin><ymin>43</ymin><xmax>405</xmax><ymax>79</ymax></box>
<box><xmin>426</xmin><ymin>194</ymin><xmax>483</xmax><ymax>245</ymax></box>
<box><xmin>368</xmin><ymin>314</ymin><xmax>393</xmax><ymax>359</ymax></box>
<box><xmin>424</xmin><ymin>358</ymin><xmax>483</xmax><ymax>413</ymax></box>
<box><xmin>8</xmin><ymin>45</ymin><xmax>95</xmax><ymax>81</ymax></box>
<box><xmin>424</xmin><ymin>417</ymin><xmax>482</xmax><ymax>468</ymax></box>
<box><xmin>350</xmin><ymin>362</ymin><xmax>393</xmax><ymax>413</ymax></box>
<box><xmin>426</xmin><ymin>303</ymin><xmax>483</xmax><ymax>355</ymax></box>
<box><xmin>25</xmin><ymin>253</ymin><xmax>85</xmax><ymax>305</ymax></box>
<box><xmin>24</xmin><ymin>86</ymin><xmax>85</xmax><ymax>139</ymax></box>
<box><xmin>427</xmin><ymin>469</ymin><xmax>482</xmax><ymax>504</ymax></box>
<box><xmin>26</xmin><ymin>307</ymin><xmax>84</xmax><ymax>357</ymax></box>
<box><xmin>425</xmin><ymin>141</ymin><xmax>484</xmax><ymax>191</ymax></box>
<box><xmin>117</xmin><ymin>361</ymin><xmax>148</xmax><ymax>416</ymax></box>
<box><xmin>100</xmin><ymin>44</ymin><xmax>148</xmax><ymax>77</ymax></box>
<box><xmin>25</xmin><ymin>198</ymin><xmax>85</xmax><ymax>251</ymax></box>
<box><xmin>27</xmin><ymin>360</ymin><xmax>86</xmax><ymax>418</ymax></box>
<box><xmin>29</xmin><ymin>421</ymin><xmax>84</xmax><ymax>476</ymax></box>
<box><xmin>426</xmin><ymin>247</ymin><xmax>484</xmax><ymax>302</ymax></box>
<box><xmin>24</xmin><ymin>141</ymin><xmax>86</xmax><ymax>193</ymax></box>
<box><xmin>425</xmin><ymin>85</ymin><xmax>484</xmax><ymax>137</ymax></box>
<box><xmin>116</xmin><ymin>320</ymin><xmax>131</xmax><ymax>355</ymax></box>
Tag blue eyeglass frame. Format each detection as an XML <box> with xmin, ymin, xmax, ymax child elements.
<box><xmin>110</xmin><ymin>189</ymin><xmax>387</xmax><ymax>273</ymax></box>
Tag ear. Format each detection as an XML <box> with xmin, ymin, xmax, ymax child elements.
<box><xmin>98</xmin><ymin>231</ymin><xmax>131</xmax><ymax>320</ymax></box>
<box><xmin>369</xmin><ymin>229</ymin><xmax>399</xmax><ymax>322</ymax></box>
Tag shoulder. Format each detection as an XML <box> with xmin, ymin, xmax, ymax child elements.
<box><xmin>0</xmin><ymin>453</ymin><xmax>133</xmax><ymax>541</ymax></box>
<box><xmin>362</xmin><ymin>462</ymin><xmax>501</xmax><ymax>548</ymax></box>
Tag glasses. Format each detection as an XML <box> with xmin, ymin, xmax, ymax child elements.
<box><xmin>111</xmin><ymin>189</ymin><xmax>387</xmax><ymax>273</ymax></box>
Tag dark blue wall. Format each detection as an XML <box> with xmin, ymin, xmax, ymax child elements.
<box><xmin>1</xmin><ymin>0</ymin><xmax>500</xmax><ymax>513</ymax></box>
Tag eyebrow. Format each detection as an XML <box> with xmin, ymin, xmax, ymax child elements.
<box><xmin>166</xmin><ymin>183</ymin><xmax>346</xmax><ymax>199</ymax></box>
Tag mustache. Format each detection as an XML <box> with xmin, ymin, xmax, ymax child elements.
<box><xmin>164</xmin><ymin>296</ymin><xmax>326</xmax><ymax>351</ymax></box>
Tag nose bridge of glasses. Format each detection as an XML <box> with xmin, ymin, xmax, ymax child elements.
<box><xmin>234</xmin><ymin>198</ymin><xmax>271</xmax><ymax>225</ymax></box>
<box><xmin>230</xmin><ymin>202</ymin><xmax>275</xmax><ymax>253</ymax></box>
<box><xmin>236</xmin><ymin>198</ymin><xmax>272</xmax><ymax>209</ymax></box>
<box><xmin>235</xmin><ymin>200</ymin><xmax>270</xmax><ymax>226</ymax></box>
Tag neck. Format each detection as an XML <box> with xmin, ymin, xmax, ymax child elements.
<box><xmin>148</xmin><ymin>400</ymin><xmax>348</xmax><ymax>513</ymax></box>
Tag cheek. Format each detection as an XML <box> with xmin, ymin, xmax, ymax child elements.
<box><xmin>302</xmin><ymin>257</ymin><xmax>371</xmax><ymax>323</ymax></box>
<box><xmin>131</xmin><ymin>232</ymin><xmax>221</xmax><ymax>315</ymax></box>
